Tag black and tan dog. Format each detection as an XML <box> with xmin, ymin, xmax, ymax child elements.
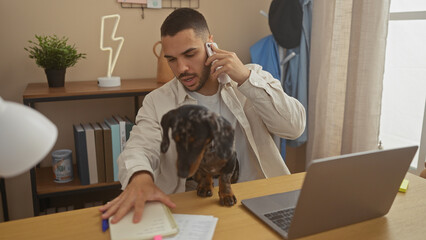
<box><xmin>160</xmin><ymin>104</ymin><xmax>239</xmax><ymax>206</ymax></box>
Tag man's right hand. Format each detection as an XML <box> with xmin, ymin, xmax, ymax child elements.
<box><xmin>99</xmin><ymin>171</ymin><xmax>176</xmax><ymax>224</ymax></box>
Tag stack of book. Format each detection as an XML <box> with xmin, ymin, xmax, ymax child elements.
<box><xmin>73</xmin><ymin>115</ymin><xmax>134</xmax><ymax>185</ymax></box>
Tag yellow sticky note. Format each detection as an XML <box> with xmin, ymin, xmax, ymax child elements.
<box><xmin>399</xmin><ymin>179</ymin><xmax>409</xmax><ymax>193</ymax></box>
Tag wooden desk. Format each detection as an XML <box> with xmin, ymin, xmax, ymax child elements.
<box><xmin>1</xmin><ymin>173</ymin><xmax>425</xmax><ymax>240</ymax></box>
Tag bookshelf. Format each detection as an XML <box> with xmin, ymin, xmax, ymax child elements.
<box><xmin>23</xmin><ymin>78</ymin><xmax>163</xmax><ymax>216</ymax></box>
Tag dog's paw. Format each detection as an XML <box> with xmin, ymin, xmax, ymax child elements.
<box><xmin>197</xmin><ymin>186</ymin><xmax>213</xmax><ymax>197</ymax></box>
<box><xmin>219</xmin><ymin>194</ymin><xmax>237</xmax><ymax>206</ymax></box>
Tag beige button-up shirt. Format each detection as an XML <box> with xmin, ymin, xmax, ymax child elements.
<box><xmin>118</xmin><ymin>64</ymin><xmax>306</xmax><ymax>193</ymax></box>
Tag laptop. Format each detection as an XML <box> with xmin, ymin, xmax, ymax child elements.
<box><xmin>241</xmin><ymin>145</ymin><xmax>418</xmax><ymax>239</ymax></box>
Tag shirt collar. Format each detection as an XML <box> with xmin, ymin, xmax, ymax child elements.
<box><xmin>175</xmin><ymin>78</ymin><xmax>195</xmax><ymax>105</ymax></box>
<box><xmin>176</xmin><ymin>78</ymin><xmax>233</xmax><ymax>105</ymax></box>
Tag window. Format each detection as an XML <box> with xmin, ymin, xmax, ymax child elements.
<box><xmin>379</xmin><ymin>0</ymin><xmax>426</xmax><ymax>174</ymax></box>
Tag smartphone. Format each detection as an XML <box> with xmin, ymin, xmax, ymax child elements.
<box><xmin>205</xmin><ymin>42</ymin><xmax>229</xmax><ymax>84</ymax></box>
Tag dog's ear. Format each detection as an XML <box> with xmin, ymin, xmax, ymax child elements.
<box><xmin>206</xmin><ymin>114</ymin><xmax>234</xmax><ymax>159</ymax></box>
<box><xmin>160</xmin><ymin>109</ymin><xmax>177</xmax><ymax>153</ymax></box>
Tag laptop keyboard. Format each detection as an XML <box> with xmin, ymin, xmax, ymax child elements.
<box><xmin>264</xmin><ymin>208</ymin><xmax>295</xmax><ymax>233</ymax></box>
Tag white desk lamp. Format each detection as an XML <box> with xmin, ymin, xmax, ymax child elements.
<box><xmin>0</xmin><ymin>97</ymin><xmax>57</xmax><ymax>220</ymax></box>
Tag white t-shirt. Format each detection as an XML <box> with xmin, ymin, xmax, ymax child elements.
<box><xmin>187</xmin><ymin>86</ymin><xmax>263</xmax><ymax>183</ymax></box>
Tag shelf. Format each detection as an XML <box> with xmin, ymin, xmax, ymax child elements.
<box><xmin>23</xmin><ymin>78</ymin><xmax>162</xmax><ymax>104</ymax></box>
<box><xmin>36</xmin><ymin>166</ymin><xmax>121</xmax><ymax>197</ymax></box>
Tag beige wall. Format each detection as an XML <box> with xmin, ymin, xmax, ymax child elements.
<box><xmin>0</xmin><ymin>0</ymin><xmax>282</xmax><ymax>220</ymax></box>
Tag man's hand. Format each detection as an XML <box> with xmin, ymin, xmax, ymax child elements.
<box><xmin>99</xmin><ymin>171</ymin><xmax>176</xmax><ymax>224</ymax></box>
<box><xmin>205</xmin><ymin>44</ymin><xmax>251</xmax><ymax>85</ymax></box>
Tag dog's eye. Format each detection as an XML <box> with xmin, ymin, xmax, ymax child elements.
<box><xmin>174</xmin><ymin>135</ymin><xmax>180</xmax><ymax>142</ymax></box>
<box><xmin>188</xmin><ymin>136</ymin><xmax>195</xmax><ymax>142</ymax></box>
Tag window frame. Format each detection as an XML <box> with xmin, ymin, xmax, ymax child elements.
<box><xmin>385</xmin><ymin>10</ymin><xmax>426</xmax><ymax>174</ymax></box>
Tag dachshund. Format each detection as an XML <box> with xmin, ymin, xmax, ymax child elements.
<box><xmin>160</xmin><ymin>104</ymin><xmax>239</xmax><ymax>206</ymax></box>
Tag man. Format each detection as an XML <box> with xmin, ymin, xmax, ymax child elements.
<box><xmin>100</xmin><ymin>8</ymin><xmax>305</xmax><ymax>224</ymax></box>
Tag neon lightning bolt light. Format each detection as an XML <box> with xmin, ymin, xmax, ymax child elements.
<box><xmin>98</xmin><ymin>14</ymin><xmax>124</xmax><ymax>87</ymax></box>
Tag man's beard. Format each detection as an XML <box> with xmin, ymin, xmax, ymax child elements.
<box><xmin>178</xmin><ymin>65</ymin><xmax>211</xmax><ymax>92</ymax></box>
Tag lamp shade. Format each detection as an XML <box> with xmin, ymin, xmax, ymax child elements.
<box><xmin>0</xmin><ymin>97</ymin><xmax>57</xmax><ymax>178</ymax></box>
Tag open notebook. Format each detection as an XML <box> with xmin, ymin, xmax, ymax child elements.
<box><xmin>109</xmin><ymin>202</ymin><xmax>178</xmax><ymax>240</ymax></box>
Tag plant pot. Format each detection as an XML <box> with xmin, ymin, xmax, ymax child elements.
<box><xmin>45</xmin><ymin>69</ymin><xmax>66</xmax><ymax>87</ymax></box>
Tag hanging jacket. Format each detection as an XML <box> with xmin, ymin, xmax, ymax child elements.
<box><xmin>283</xmin><ymin>0</ymin><xmax>312</xmax><ymax>147</ymax></box>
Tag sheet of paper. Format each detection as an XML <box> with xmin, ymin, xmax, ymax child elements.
<box><xmin>165</xmin><ymin>214</ymin><xmax>218</xmax><ymax>240</ymax></box>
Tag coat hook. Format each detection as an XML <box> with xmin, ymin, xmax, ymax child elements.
<box><xmin>141</xmin><ymin>6</ymin><xmax>145</xmax><ymax>19</ymax></box>
<box><xmin>260</xmin><ymin>10</ymin><xmax>268</xmax><ymax>18</ymax></box>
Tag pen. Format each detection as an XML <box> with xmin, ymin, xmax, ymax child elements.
<box><xmin>102</xmin><ymin>218</ymin><xmax>109</xmax><ymax>232</ymax></box>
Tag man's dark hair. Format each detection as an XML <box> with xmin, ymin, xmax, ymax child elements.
<box><xmin>161</xmin><ymin>8</ymin><xmax>210</xmax><ymax>38</ymax></box>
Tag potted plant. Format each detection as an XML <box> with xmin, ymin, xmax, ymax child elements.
<box><xmin>24</xmin><ymin>35</ymin><xmax>86</xmax><ymax>87</ymax></box>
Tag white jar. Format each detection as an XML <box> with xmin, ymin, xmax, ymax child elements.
<box><xmin>52</xmin><ymin>149</ymin><xmax>73</xmax><ymax>183</ymax></box>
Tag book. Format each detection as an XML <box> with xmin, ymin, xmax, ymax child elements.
<box><xmin>100</xmin><ymin>122</ymin><xmax>114</xmax><ymax>183</ymax></box>
<box><xmin>73</xmin><ymin>124</ymin><xmax>90</xmax><ymax>185</ymax></box>
<box><xmin>91</xmin><ymin>122</ymin><xmax>106</xmax><ymax>183</ymax></box>
<box><xmin>113</xmin><ymin>115</ymin><xmax>127</xmax><ymax>153</ymax></box>
<box><xmin>105</xmin><ymin>117</ymin><xmax>120</xmax><ymax>181</ymax></box>
<box><xmin>109</xmin><ymin>202</ymin><xmax>179</xmax><ymax>240</ymax></box>
<box><xmin>82</xmin><ymin>123</ymin><xmax>98</xmax><ymax>184</ymax></box>
<box><xmin>124</xmin><ymin>116</ymin><xmax>135</xmax><ymax>140</ymax></box>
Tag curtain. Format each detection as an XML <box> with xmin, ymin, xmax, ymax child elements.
<box><xmin>306</xmin><ymin>0</ymin><xmax>390</xmax><ymax>166</ymax></box>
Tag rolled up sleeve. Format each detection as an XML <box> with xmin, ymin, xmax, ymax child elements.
<box><xmin>237</xmin><ymin>64</ymin><xmax>306</xmax><ymax>139</ymax></box>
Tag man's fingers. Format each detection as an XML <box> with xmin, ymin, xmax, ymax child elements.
<box><xmin>99</xmin><ymin>196</ymin><xmax>120</xmax><ymax>212</ymax></box>
<box><xmin>132</xmin><ymin>199</ymin><xmax>146</xmax><ymax>223</ymax></box>
<box><xmin>110</xmin><ymin>188</ymin><xmax>149</xmax><ymax>224</ymax></box>
<box><xmin>205</xmin><ymin>47</ymin><xmax>227</xmax><ymax>66</ymax></box>
<box><xmin>98</xmin><ymin>202</ymin><xmax>109</xmax><ymax>212</ymax></box>
<box><xmin>211</xmin><ymin>58</ymin><xmax>228</xmax><ymax>74</ymax></box>
<box><xmin>161</xmin><ymin>197</ymin><xmax>176</xmax><ymax>209</ymax></box>
<box><xmin>211</xmin><ymin>64</ymin><xmax>230</xmax><ymax>81</ymax></box>
<box><xmin>211</xmin><ymin>43</ymin><xmax>224</xmax><ymax>53</ymax></box>
<box><xmin>154</xmin><ymin>192</ymin><xmax>176</xmax><ymax>209</ymax></box>
<box><xmin>205</xmin><ymin>54</ymin><xmax>218</xmax><ymax>66</ymax></box>
<box><xmin>99</xmin><ymin>196</ymin><xmax>122</xmax><ymax>219</ymax></box>
<box><xmin>98</xmin><ymin>172</ymin><xmax>169</xmax><ymax>225</ymax></box>
<box><xmin>109</xmin><ymin>201</ymin><xmax>133</xmax><ymax>224</ymax></box>
<box><xmin>102</xmin><ymin>196</ymin><xmax>126</xmax><ymax>220</ymax></box>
